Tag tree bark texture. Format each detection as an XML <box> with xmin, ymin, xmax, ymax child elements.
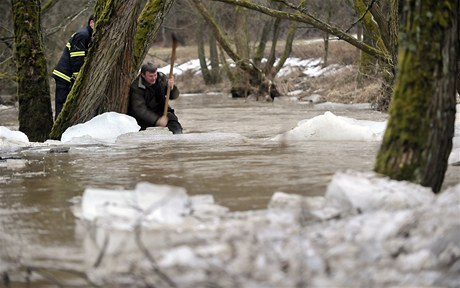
<box><xmin>134</xmin><ymin>0</ymin><xmax>175</xmax><ymax>71</ymax></box>
<box><xmin>12</xmin><ymin>0</ymin><xmax>53</xmax><ymax>142</ymax></box>
<box><xmin>352</xmin><ymin>0</ymin><xmax>398</xmax><ymax>110</ymax></box>
<box><xmin>374</xmin><ymin>0</ymin><xmax>459</xmax><ymax>193</ymax></box>
<box><xmin>356</xmin><ymin>28</ymin><xmax>378</xmax><ymax>87</ymax></box>
<box><xmin>197</xmin><ymin>18</ymin><xmax>213</xmax><ymax>84</ymax></box>
<box><xmin>50</xmin><ymin>0</ymin><xmax>174</xmax><ymax>139</ymax></box>
<box><xmin>209</xmin><ymin>32</ymin><xmax>221</xmax><ymax>83</ymax></box>
<box><xmin>271</xmin><ymin>20</ymin><xmax>298</xmax><ymax>77</ymax></box>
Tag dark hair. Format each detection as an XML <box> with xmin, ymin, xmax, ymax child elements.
<box><xmin>88</xmin><ymin>15</ymin><xmax>94</xmax><ymax>26</ymax></box>
<box><xmin>141</xmin><ymin>62</ymin><xmax>158</xmax><ymax>74</ymax></box>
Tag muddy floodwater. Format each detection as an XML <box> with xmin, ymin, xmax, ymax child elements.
<box><xmin>1</xmin><ymin>94</ymin><xmax>459</xmax><ymax>285</ymax></box>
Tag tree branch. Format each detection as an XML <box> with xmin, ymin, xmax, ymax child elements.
<box><xmin>345</xmin><ymin>0</ymin><xmax>376</xmax><ymax>33</ymax></box>
<box><xmin>210</xmin><ymin>0</ymin><xmax>390</xmax><ymax>64</ymax></box>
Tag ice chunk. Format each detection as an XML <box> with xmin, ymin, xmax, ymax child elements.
<box><xmin>272</xmin><ymin>111</ymin><xmax>386</xmax><ymax>141</ymax></box>
<box><xmin>325</xmin><ymin>170</ymin><xmax>435</xmax><ymax>213</ymax></box>
<box><xmin>0</xmin><ymin>126</ymin><xmax>29</xmax><ymax>146</ymax></box>
<box><xmin>81</xmin><ymin>182</ymin><xmax>191</xmax><ymax>227</ymax></box>
<box><xmin>61</xmin><ymin>112</ymin><xmax>140</xmax><ymax>144</ymax></box>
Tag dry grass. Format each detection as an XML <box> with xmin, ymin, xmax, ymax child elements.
<box><xmin>146</xmin><ymin>39</ymin><xmax>381</xmax><ymax>103</ymax></box>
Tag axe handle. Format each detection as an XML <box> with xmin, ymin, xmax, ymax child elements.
<box><xmin>163</xmin><ymin>36</ymin><xmax>178</xmax><ymax>117</ymax></box>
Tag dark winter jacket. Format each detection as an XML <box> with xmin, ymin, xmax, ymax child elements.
<box><xmin>52</xmin><ymin>25</ymin><xmax>93</xmax><ymax>83</ymax></box>
<box><xmin>127</xmin><ymin>72</ymin><xmax>180</xmax><ymax>129</ymax></box>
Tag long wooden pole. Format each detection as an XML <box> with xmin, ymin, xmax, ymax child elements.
<box><xmin>163</xmin><ymin>34</ymin><xmax>178</xmax><ymax>117</ymax></box>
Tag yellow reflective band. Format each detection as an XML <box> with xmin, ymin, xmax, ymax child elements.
<box><xmin>72</xmin><ymin>72</ymin><xmax>79</xmax><ymax>77</ymax></box>
<box><xmin>52</xmin><ymin>70</ymin><xmax>71</xmax><ymax>82</ymax></box>
<box><xmin>70</xmin><ymin>51</ymin><xmax>85</xmax><ymax>57</ymax></box>
<box><xmin>66</xmin><ymin>42</ymin><xmax>71</xmax><ymax>50</ymax></box>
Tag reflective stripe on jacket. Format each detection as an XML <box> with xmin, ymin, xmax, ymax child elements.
<box><xmin>52</xmin><ymin>25</ymin><xmax>93</xmax><ymax>83</ymax></box>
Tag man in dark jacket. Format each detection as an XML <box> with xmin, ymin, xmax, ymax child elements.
<box><xmin>128</xmin><ymin>62</ymin><xmax>183</xmax><ymax>134</ymax></box>
<box><xmin>52</xmin><ymin>15</ymin><xmax>94</xmax><ymax>120</ymax></box>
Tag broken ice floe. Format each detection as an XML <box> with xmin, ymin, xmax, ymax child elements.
<box><xmin>61</xmin><ymin>112</ymin><xmax>140</xmax><ymax>144</ymax></box>
<box><xmin>272</xmin><ymin>111</ymin><xmax>387</xmax><ymax>141</ymax></box>
<box><xmin>74</xmin><ymin>170</ymin><xmax>460</xmax><ymax>288</ymax></box>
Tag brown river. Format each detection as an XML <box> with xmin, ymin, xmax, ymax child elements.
<box><xmin>1</xmin><ymin>93</ymin><xmax>459</xmax><ymax>286</ymax></box>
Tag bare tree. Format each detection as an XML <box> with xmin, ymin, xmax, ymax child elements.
<box><xmin>197</xmin><ymin>14</ymin><xmax>222</xmax><ymax>85</ymax></box>
<box><xmin>190</xmin><ymin>0</ymin><xmax>302</xmax><ymax>100</ymax></box>
<box><xmin>210</xmin><ymin>0</ymin><xmax>397</xmax><ymax>109</ymax></box>
<box><xmin>374</xmin><ymin>0</ymin><xmax>458</xmax><ymax>192</ymax></box>
<box><xmin>11</xmin><ymin>0</ymin><xmax>53</xmax><ymax>142</ymax></box>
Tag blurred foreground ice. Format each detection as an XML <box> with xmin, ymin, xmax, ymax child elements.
<box><xmin>73</xmin><ymin>170</ymin><xmax>460</xmax><ymax>288</ymax></box>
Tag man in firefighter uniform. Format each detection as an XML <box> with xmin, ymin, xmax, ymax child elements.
<box><xmin>52</xmin><ymin>15</ymin><xmax>94</xmax><ymax>120</ymax></box>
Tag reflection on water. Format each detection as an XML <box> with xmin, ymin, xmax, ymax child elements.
<box><xmin>0</xmin><ymin>94</ymin><xmax>458</xmax><ymax>284</ymax></box>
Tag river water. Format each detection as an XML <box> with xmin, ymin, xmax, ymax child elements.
<box><xmin>1</xmin><ymin>93</ymin><xmax>459</xmax><ymax>285</ymax></box>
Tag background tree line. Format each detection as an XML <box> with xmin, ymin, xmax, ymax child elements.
<box><xmin>1</xmin><ymin>0</ymin><xmax>459</xmax><ymax>192</ymax></box>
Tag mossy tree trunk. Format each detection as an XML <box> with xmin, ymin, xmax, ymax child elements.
<box><xmin>197</xmin><ymin>15</ymin><xmax>221</xmax><ymax>85</ymax></box>
<box><xmin>232</xmin><ymin>6</ymin><xmax>251</xmax><ymax>97</ymax></box>
<box><xmin>253</xmin><ymin>17</ymin><xmax>272</xmax><ymax>68</ymax></box>
<box><xmin>209</xmin><ymin>32</ymin><xmax>221</xmax><ymax>83</ymax></box>
<box><xmin>133</xmin><ymin>0</ymin><xmax>175</xmax><ymax>72</ymax></box>
<box><xmin>12</xmin><ymin>0</ymin><xmax>53</xmax><ymax>142</ymax></box>
<box><xmin>197</xmin><ymin>18</ymin><xmax>213</xmax><ymax>84</ymax></box>
<box><xmin>269</xmin><ymin>19</ymin><xmax>298</xmax><ymax>78</ymax></box>
<box><xmin>356</xmin><ymin>29</ymin><xmax>378</xmax><ymax>88</ymax></box>
<box><xmin>50</xmin><ymin>0</ymin><xmax>175</xmax><ymax>139</ymax></box>
<box><xmin>374</xmin><ymin>0</ymin><xmax>458</xmax><ymax>193</ymax></box>
<box><xmin>351</xmin><ymin>0</ymin><xmax>397</xmax><ymax>111</ymax></box>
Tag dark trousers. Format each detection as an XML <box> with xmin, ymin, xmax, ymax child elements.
<box><xmin>166</xmin><ymin>111</ymin><xmax>183</xmax><ymax>134</ymax></box>
<box><xmin>139</xmin><ymin>111</ymin><xmax>183</xmax><ymax>134</ymax></box>
<box><xmin>54</xmin><ymin>80</ymin><xmax>71</xmax><ymax>120</ymax></box>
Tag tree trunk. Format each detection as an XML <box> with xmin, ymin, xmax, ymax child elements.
<box><xmin>374</xmin><ymin>0</ymin><xmax>458</xmax><ymax>193</ymax></box>
<box><xmin>208</xmin><ymin>32</ymin><xmax>221</xmax><ymax>83</ymax></box>
<box><xmin>253</xmin><ymin>18</ymin><xmax>272</xmax><ymax>67</ymax></box>
<box><xmin>270</xmin><ymin>19</ymin><xmax>298</xmax><ymax>78</ymax></box>
<box><xmin>50</xmin><ymin>0</ymin><xmax>174</xmax><ymax>139</ymax></box>
<box><xmin>322</xmin><ymin>33</ymin><xmax>329</xmax><ymax>67</ymax></box>
<box><xmin>263</xmin><ymin>13</ymin><xmax>281</xmax><ymax>76</ymax></box>
<box><xmin>12</xmin><ymin>0</ymin><xmax>53</xmax><ymax>142</ymax></box>
<box><xmin>197</xmin><ymin>18</ymin><xmax>213</xmax><ymax>84</ymax></box>
<box><xmin>357</xmin><ymin>28</ymin><xmax>378</xmax><ymax>88</ymax></box>
<box><xmin>233</xmin><ymin>6</ymin><xmax>251</xmax><ymax>97</ymax></box>
<box><xmin>352</xmin><ymin>0</ymin><xmax>395</xmax><ymax>110</ymax></box>
<box><xmin>134</xmin><ymin>0</ymin><xmax>175</xmax><ymax>71</ymax></box>
<box><xmin>373</xmin><ymin>0</ymin><xmax>400</xmax><ymax>111</ymax></box>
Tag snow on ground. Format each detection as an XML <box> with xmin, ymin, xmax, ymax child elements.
<box><xmin>159</xmin><ymin>56</ymin><xmax>347</xmax><ymax>78</ymax></box>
